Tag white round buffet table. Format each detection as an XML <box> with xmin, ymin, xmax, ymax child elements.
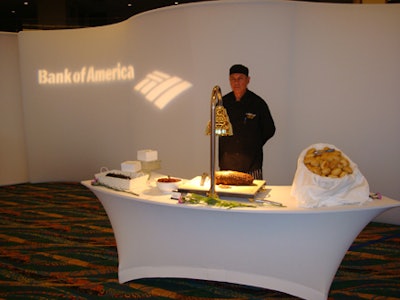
<box><xmin>81</xmin><ymin>180</ymin><xmax>399</xmax><ymax>300</ymax></box>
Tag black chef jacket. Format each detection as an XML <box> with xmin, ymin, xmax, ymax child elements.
<box><xmin>218</xmin><ymin>89</ymin><xmax>275</xmax><ymax>173</ymax></box>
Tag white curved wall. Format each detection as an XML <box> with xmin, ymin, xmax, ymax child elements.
<box><xmin>0</xmin><ymin>33</ymin><xmax>28</xmax><ymax>185</ymax></box>
<box><xmin>11</xmin><ymin>0</ymin><xmax>400</xmax><ymax>200</ymax></box>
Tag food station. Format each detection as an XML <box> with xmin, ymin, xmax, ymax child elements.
<box><xmin>82</xmin><ymin>86</ymin><xmax>400</xmax><ymax>300</ymax></box>
<box><xmin>82</xmin><ymin>174</ymin><xmax>399</xmax><ymax>300</ymax></box>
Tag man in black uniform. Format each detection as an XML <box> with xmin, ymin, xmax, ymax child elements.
<box><xmin>219</xmin><ymin>64</ymin><xmax>275</xmax><ymax>180</ymax></box>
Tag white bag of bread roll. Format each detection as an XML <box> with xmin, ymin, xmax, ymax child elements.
<box><xmin>291</xmin><ymin>143</ymin><xmax>370</xmax><ymax>208</ymax></box>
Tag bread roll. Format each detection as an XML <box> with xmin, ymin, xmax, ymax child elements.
<box><xmin>215</xmin><ymin>171</ymin><xmax>254</xmax><ymax>185</ymax></box>
<box><xmin>303</xmin><ymin>147</ymin><xmax>353</xmax><ymax>178</ymax></box>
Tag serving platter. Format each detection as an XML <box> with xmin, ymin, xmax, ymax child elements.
<box><xmin>177</xmin><ymin>176</ymin><xmax>266</xmax><ymax>198</ymax></box>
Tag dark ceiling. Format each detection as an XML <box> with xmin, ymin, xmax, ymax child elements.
<box><xmin>0</xmin><ymin>0</ymin><xmax>397</xmax><ymax>33</ymax></box>
<box><xmin>0</xmin><ymin>0</ymin><xmax>215</xmax><ymax>32</ymax></box>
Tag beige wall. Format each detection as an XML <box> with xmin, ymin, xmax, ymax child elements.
<box><xmin>0</xmin><ymin>33</ymin><xmax>28</xmax><ymax>185</ymax></box>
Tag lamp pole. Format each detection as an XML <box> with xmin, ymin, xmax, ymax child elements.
<box><xmin>208</xmin><ymin>86</ymin><xmax>222</xmax><ymax>198</ymax></box>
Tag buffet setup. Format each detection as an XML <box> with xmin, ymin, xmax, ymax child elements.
<box><xmin>89</xmin><ymin>143</ymin><xmax>374</xmax><ymax>210</ymax></box>
<box><xmin>82</xmin><ymin>86</ymin><xmax>399</xmax><ymax>300</ymax></box>
<box><xmin>82</xmin><ymin>145</ymin><xmax>399</xmax><ymax>300</ymax></box>
<box><xmin>91</xmin><ymin>149</ymin><xmax>270</xmax><ymax>208</ymax></box>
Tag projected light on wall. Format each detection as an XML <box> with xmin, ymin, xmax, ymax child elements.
<box><xmin>134</xmin><ymin>71</ymin><xmax>192</xmax><ymax>109</ymax></box>
<box><xmin>37</xmin><ymin>63</ymin><xmax>134</xmax><ymax>85</ymax></box>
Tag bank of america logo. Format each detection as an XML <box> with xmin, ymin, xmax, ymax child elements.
<box><xmin>134</xmin><ymin>71</ymin><xmax>192</xmax><ymax>109</ymax></box>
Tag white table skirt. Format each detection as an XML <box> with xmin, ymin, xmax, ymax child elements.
<box><xmin>82</xmin><ymin>180</ymin><xmax>399</xmax><ymax>300</ymax></box>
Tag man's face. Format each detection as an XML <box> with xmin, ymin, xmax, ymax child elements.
<box><xmin>229</xmin><ymin>73</ymin><xmax>250</xmax><ymax>97</ymax></box>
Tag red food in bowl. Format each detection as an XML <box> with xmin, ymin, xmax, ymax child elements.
<box><xmin>157</xmin><ymin>177</ymin><xmax>181</xmax><ymax>183</ymax></box>
<box><xmin>156</xmin><ymin>177</ymin><xmax>182</xmax><ymax>193</ymax></box>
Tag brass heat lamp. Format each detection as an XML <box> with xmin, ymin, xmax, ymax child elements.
<box><xmin>206</xmin><ymin>86</ymin><xmax>233</xmax><ymax>198</ymax></box>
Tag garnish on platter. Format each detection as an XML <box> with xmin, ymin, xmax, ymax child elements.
<box><xmin>178</xmin><ymin>193</ymin><xmax>256</xmax><ymax>209</ymax></box>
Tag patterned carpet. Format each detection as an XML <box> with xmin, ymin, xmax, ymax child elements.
<box><xmin>0</xmin><ymin>182</ymin><xmax>399</xmax><ymax>299</ymax></box>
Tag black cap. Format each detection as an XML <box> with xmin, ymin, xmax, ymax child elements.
<box><xmin>229</xmin><ymin>64</ymin><xmax>249</xmax><ymax>76</ymax></box>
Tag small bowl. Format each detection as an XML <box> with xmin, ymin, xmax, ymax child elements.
<box><xmin>156</xmin><ymin>177</ymin><xmax>182</xmax><ymax>193</ymax></box>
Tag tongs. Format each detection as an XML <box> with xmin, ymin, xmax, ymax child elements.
<box><xmin>250</xmin><ymin>186</ymin><xmax>286</xmax><ymax>207</ymax></box>
<box><xmin>253</xmin><ymin>199</ymin><xmax>286</xmax><ymax>207</ymax></box>
<box><xmin>200</xmin><ymin>172</ymin><xmax>209</xmax><ymax>186</ymax></box>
